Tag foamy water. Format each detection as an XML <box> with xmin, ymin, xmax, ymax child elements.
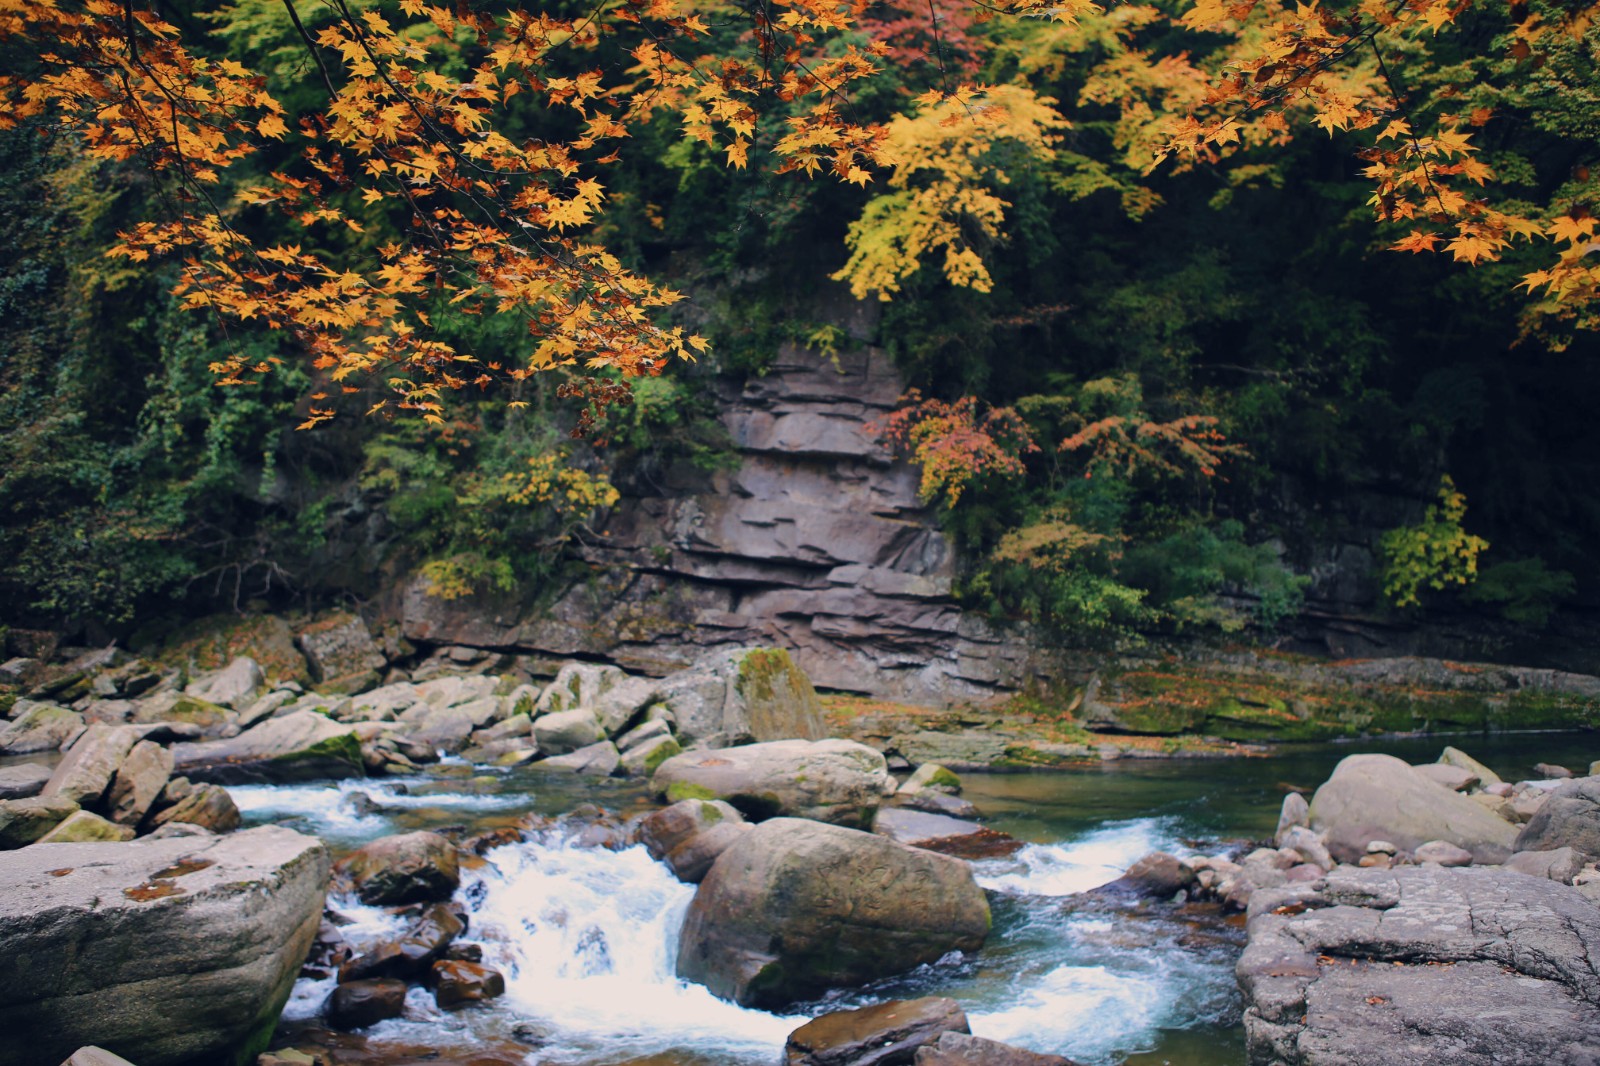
<box><xmin>231</xmin><ymin>777</ymin><xmax>526</xmax><ymax>843</ymax></box>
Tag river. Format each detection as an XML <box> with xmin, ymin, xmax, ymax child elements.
<box><xmin>236</xmin><ymin>731</ymin><xmax>1597</xmax><ymax>1066</ymax></box>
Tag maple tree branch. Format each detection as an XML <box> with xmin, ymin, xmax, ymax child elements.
<box><xmin>1367</xmin><ymin>35</ymin><xmax>1450</xmax><ymax>218</ymax></box>
<box><xmin>280</xmin><ymin>0</ymin><xmax>340</xmax><ymax>100</ymax></box>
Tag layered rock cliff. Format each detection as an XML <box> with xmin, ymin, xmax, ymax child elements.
<box><xmin>397</xmin><ymin>342</ymin><xmax>1046</xmax><ymax>704</ymax></box>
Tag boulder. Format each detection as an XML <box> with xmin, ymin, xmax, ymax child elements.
<box><xmin>430</xmin><ymin>960</ymin><xmax>506</xmax><ymax>1009</ymax></box>
<box><xmin>185</xmin><ymin>657</ymin><xmax>265</xmax><ymax>710</ymax></box>
<box><xmin>899</xmin><ymin>763</ymin><xmax>962</xmax><ymax>796</ymax></box>
<box><xmin>172</xmin><ymin>712</ymin><xmax>364</xmax><ymax>785</ymax></box>
<box><xmin>0</xmin><ymin>796</ymin><xmax>80</xmax><ymax>849</ymax></box>
<box><xmin>1308</xmin><ymin>754</ymin><xmax>1518</xmax><ymax>864</ymax></box>
<box><xmin>1439</xmin><ymin>746</ymin><xmax>1502</xmax><ymax>787</ymax></box>
<box><xmin>336</xmin><ymin>830</ymin><xmax>460</xmax><ymax>905</ymax></box>
<box><xmin>617</xmin><ymin>718</ymin><xmax>671</xmax><ymax>752</ymax></box>
<box><xmin>42</xmin><ymin>724</ymin><xmax>141</xmax><ymax>808</ymax></box>
<box><xmin>1238</xmin><ymin>865</ymin><xmax>1600</xmax><ymax>1066</ymax></box>
<box><xmin>107</xmin><ymin>740</ymin><xmax>174</xmax><ymax>827</ymax></box>
<box><xmin>619</xmin><ymin>733</ymin><xmax>682</xmax><ymax>777</ymax></box>
<box><xmin>637</xmin><ymin>799</ymin><xmax>750</xmax><ymax>883</ymax></box>
<box><xmin>295</xmin><ymin>614</ymin><xmax>386</xmax><ymax>693</ymax></box>
<box><xmin>1411</xmin><ymin>763</ymin><xmax>1478</xmax><ymax>792</ymax></box>
<box><xmin>0</xmin><ymin>762</ymin><xmax>52</xmax><ymax>800</ymax></box>
<box><xmin>532</xmin><ymin>709</ymin><xmax>607</xmax><ymax>756</ymax></box>
<box><xmin>400</xmin><ymin>700</ymin><xmax>500</xmax><ymax>752</ymax></box>
<box><xmin>1503</xmin><ymin>847</ymin><xmax>1583</xmax><ymax>884</ymax></box>
<box><xmin>0</xmin><ymin>825</ymin><xmax>329</xmax><ymax>1066</ymax></box>
<box><xmin>533</xmin><ymin>740</ymin><xmax>621</xmax><ymax>776</ymax></box>
<box><xmin>871</xmin><ymin>808</ymin><xmax>1023</xmax><ymax>860</ymax></box>
<box><xmin>0</xmin><ymin>702</ymin><xmax>84</xmax><ymax>754</ymax></box>
<box><xmin>652</xmin><ymin>739</ymin><xmax>893</xmax><ymax>828</ymax></box>
<box><xmin>1512</xmin><ymin>776</ymin><xmax>1600</xmax><ymax>859</ymax></box>
<box><xmin>1274</xmin><ymin>793</ymin><xmax>1310</xmax><ymax>847</ymax></box>
<box><xmin>130</xmin><ymin>693</ymin><xmax>234</xmax><ymax>735</ymax></box>
<box><xmin>37</xmin><ymin>810</ymin><xmax>135</xmax><ymax>843</ymax></box>
<box><xmin>324</xmin><ymin>979</ymin><xmax>407</xmax><ymax>1029</ymax></box>
<box><xmin>1413</xmin><ymin>839</ymin><xmax>1473</xmax><ymax>867</ymax></box>
<box><xmin>784</xmin><ymin>997</ymin><xmax>969</xmax><ymax>1066</ymax></box>
<box><xmin>1279</xmin><ymin>826</ymin><xmax>1333</xmax><ymax>871</ymax></box>
<box><xmin>535</xmin><ymin>662</ymin><xmax>628</xmax><ymax>717</ymax></box>
<box><xmin>59</xmin><ymin>1050</ymin><xmax>138</xmax><ymax>1066</ymax></box>
<box><xmin>1534</xmin><ymin>762</ymin><xmax>1573</xmax><ymax>779</ymax></box>
<box><xmin>676</xmin><ymin>818</ymin><xmax>990</xmax><ymax>1008</ymax></box>
<box><xmin>657</xmin><ymin>648</ymin><xmax>827</xmax><ymax>747</ymax></box>
<box><xmin>148</xmin><ymin>783</ymin><xmax>241</xmax><ymax>833</ymax></box>
<box><xmin>339</xmin><ymin>903</ymin><xmax>464</xmax><ymax>981</ymax></box>
<box><xmin>915</xmin><ymin>1034</ymin><xmax>1080</xmax><ymax>1066</ymax></box>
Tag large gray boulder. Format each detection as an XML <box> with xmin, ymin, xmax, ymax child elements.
<box><xmin>0</xmin><ymin>762</ymin><xmax>52</xmax><ymax>800</ymax></box>
<box><xmin>637</xmin><ymin>799</ymin><xmax>751</xmax><ymax>883</ymax></box>
<box><xmin>42</xmin><ymin>724</ymin><xmax>140</xmax><ymax>807</ymax></box>
<box><xmin>1308</xmin><ymin>754</ymin><xmax>1518</xmax><ymax>864</ymax></box>
<box><xmin>0</xmin><ymin>825</ymin><xmax>329</xmax><ymax>1066</ymax></box>
<box><xmin>183</xmin><ymin>657</ymin><xmax>264</xmax><ymax>710</ymax></box>
<box><xmin>106</xmin><ymin>740</ymin><xmax>174</xmax><ymax>827</ymax></box>
<box><xmin>0</xmin><ymin>702</ymin><xmax>84</xmax><ymax>754</ymax></box>
<box><xmin>1513</xmin><ymin>776</ymin><xmax>1600</xmax><ymax>859</ymax></box>
<box><xmin>1238</xmin><ymin>865</ymin><xmax>1600</xmax><ymax>1066</ymax></box>
<box><xmin>676</xmin><ymin>818</ymin><xmax>990</xmax><ymax>1008</ymax></box>
<box><xmin>0</xmin><ymin>795</ymin><xmax>80</xmax><ymax>849</ymax></box>
<box><xmin>172</xmin><ymin>711</ymin><xmax>364</xmax><ymax>784</ymax></box>
<box><xmin>532</xmin><ymin>708</ymin><xmax>606</xmax><ymax>755</ymax></box>
<box><xmin>653</xmin><ymin>739</ymin><xmax>893</xmax><ymax>828</ymax></box>
<box><xmin>656</xmin><ymin>647</ymin><xmax>826</xmax><ymax>747</ymax></box>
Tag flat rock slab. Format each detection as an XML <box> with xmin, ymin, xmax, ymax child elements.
<box><xmin>0</xmin><ymin>825</ymin><xmax>330</xmax><ymax>1066</ymax></box>
<box><xmin>0</xmin><ymin>762</ymin><xmax>52</xmax><ymax>800</ymax></box>
<box><xmin>1239</xmin><ymin>865</ymin><xmax>1600</xmax><ymax>1066</ymax></box>
<box><xmin>172</xmin><ymin>711</ymin><xmax>363</xmax><ymax>785</ymax></box>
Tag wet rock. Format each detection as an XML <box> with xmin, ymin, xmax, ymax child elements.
<box><xmin>340</xmin><ymin>903</ymin><xmax>465</xmax><ymax>982</ymax></box>
<box><xmin>638</xmin><ymin>799</ymin><xmax>750</xmax><ymax>883</ymax></box>
<box><xmin>107</xmin><ymin>739</ymin><xmax>174</xmax><ymax>827</ymax></box>
<box><xmin>914</xmin><ymin>1033</ymin><xmax>1081</xmax><ymax>1066</ymax></box>
<box><xmin>185</xmin><ymin>657</ymin><xmax>265</xmax><ymax>710</ymax></box>
<box><xmin>871</xmin><ymin>808</ymin><xmax>1022</xmax><ymax>860</ymax></box>
<box><xmin>0</xmin><ymin>795</ymin><xmax>80</xmax><ymax>849</ymax></box>
<box><xmin>1238</xmin><ymin>865</ymin><xmax>1600</xmax><ymax>1066</ymax></box>
<box><xmin>60</xmin><ymin>1048</ymin><xmax>138</xmax><ymax>1066</ymax></box>
<box><xmin>652</xmin><ymin>739</ymin><xmax>893</xmax><ymax>828</ymax></box>
<box><xmin>337</xmin><ymin>830</ymin><xmax>460</xmax><ymax>905</ymax></box>
<box><xmin>1308</xmin><ymin>754</ymin><xmax>1517</xmax><ymax>864</ymax></box>
<box><xmin>1274</xmin><ymin>793</ymin><xmax>1310</xmax><ymax>847</ymax></box>
<box><xmin>148</xmin><ymin>782</ymin><xmax>241</xmax><ymax>833</ymax></box>
<box><xmin>1503</xmin><ymin>847</ymin><xmax>1583</xmax><ymax>884</ymax></box>
<box><xmin>532</xmin><ymin>709</ymin><xmax>607</xmax><ymax>756</ymax></box>
<box><xmin>676</xmin><ymin>818</ymin><xmax>990</xmax><ymax>1008</ymax></box>
<box><xmin>1533</xmin><ymin>762</ymin><xmax>1573</xmax><ymax>779</ymax></box>
<box><xmin>173</xmin><ymin>711</ymin><xmax>364</xmax><ymax>785</ymax></box>
<box><xmin>1438</xmin><ymin>746</ymin><xmax>1502</xmax><ymax>787</ymax></box>
<box><xmin>534</xmin><ymin>739</ymin><xmax>620</xmax><ymax>776</ymax></box>
<box><xmin>893</xmin><ymin>790</ymin><xmax>981</xmax><ymax>820</ymax></box>
<box><xmin>784</xmin><ymin>997</ymin><xmax>969</xmax><ymax>1066</ymax></box>
<box><xmin>1411</xmin><ymin>763</ymin><xmax>1478</xmax><ymax>792</ymax></box>
<box><xmin>37</xmin><ymin>810</ymin><xmax>135</xmax><ymax>843</ymax></box>
<box><xmin>324</xmin><ymin>978</ymin><xmax>407</xmax><ymax>1029</ymax></box>
<box><xmin>0</xmin><ymin>702</ymin><xmax>84</xmax><ymax>754</ymax></box>
<box><xmin>430</xmin><ymin>960</ymin><xmax>507</xmax><ymax>1009</ymax></box>
<box><xmin>1106</xmin><ymin>851</ymin><xmax>1198</xmax><ymax>899</ymax></box>
<box><xmin>0</xmin><ymin>825</ymin><xmax>329</xmax><ymax>1065</ymax></box>
<box><xmin>1512</xmin><ymin>776</ymin><xmax>1600</xmax><ymax>859</ymax></box>
<box><xmin>0</xmin><ymin>762</ymin><xmax>52</xmax><ymax>800</ymax></box>
<box><xmin>1413</xmin><ymin>840</ymin><xmax>1473</xmax><ymax>866</ymax></box>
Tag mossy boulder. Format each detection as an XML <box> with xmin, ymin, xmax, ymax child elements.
<box><xmin>172</xmin><ymin>711</ymin><xmax>364</xmax><ymax>785</ymax></box>
<box><xmin>676</xmin><ymin>818</ymin><xmax>990</xmax><ymax>1008</ymax></box>
<box><xmin>652</xmin><ymin>739</ymin><xmax>893</xmax><ymax>828</ymax></box>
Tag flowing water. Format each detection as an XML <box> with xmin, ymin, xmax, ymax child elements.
<box><xmin>240</xmin><ymin>730</ymin><xmax>1598</xmax><ymax>1066</ymax></box>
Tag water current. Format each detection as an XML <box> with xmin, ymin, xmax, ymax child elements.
<box><xmin>235</xmin><ymin>731</ymin><xmax>1597</xmax><ymax>1066</ymax></box>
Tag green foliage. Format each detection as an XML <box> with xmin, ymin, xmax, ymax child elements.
<box><xmin>1379</xmin><ymin>477</ymin><xmax>1491</xmax><ymax>609</ymax></box>
<box><xmin>1462</xmin><ymin>558</ymin><xmax>1576</xmax><ymax>628</ymax></box>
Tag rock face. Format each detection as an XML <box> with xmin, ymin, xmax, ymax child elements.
<box><xmin>652</xmin><ymin>739</ymin><xmax>894</xmax><ymax>828</ymax></box>
<box><xmin>393</xmin><ymin>342</ymin><xmax>1048</xmax><ymax>704</ymax></box>
<box><xmin>784</xmin><ymin>997</ymin><xmax>970</xmax><ymax>1066</ymax></box>
<box><xmin>675</xmin><ymin>818</ymin><xmax>990</xmax><ymax>1008</ymax></box>
<box><xmin>1238</xmin><ymin>865</ymin><xmax>1600</xmax><ymax>1066</ymax></box>
<box><xmin>173</xmin><ymin>711</ymin><xmax>364</xmax><ymax>784</ymax></box>
<box><xmin>1513</xmin><ymin>776</ymin><xmax>1600</xmax><ymax>859</ymax></box>
<box><xmin>0</xmin><ymin>825</ymin><xmax>330</xmax><ymax>1066</ymax></box>
<box><xmin>1308</xmin><ymin>754</ymin><xmax>1518</xmax><ymax>864</ymax></box>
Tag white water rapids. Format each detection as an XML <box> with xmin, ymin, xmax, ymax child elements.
<box><xmin>259</xmin><ymin>781</ymin><xmax>1239</xmax><ymax>1066</ymax></box>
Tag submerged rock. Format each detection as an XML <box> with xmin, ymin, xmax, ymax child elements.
<box><xmin>652</xmin><ymin>739</ymin><xmax>893</xmax><ymax>828</ymax></box>
<box><xmin>430</xmin><ymin>960</ymin><xmax>506</xmax><ymax>1009</ymax></box>
<box><xmin>325</xmin><ymin>978</ymin><xmax>407</xmax><ymax>1030</ymax></box>
<box><xmin>676</xmin><ymin>818</ymin><xmax>990</xmax><ymax>1008</ymax></box>
<box><xmin>1238</xmin><ymin>865</ymin><xmax>1600</xmax><ymax>1066</ymax></box>
<box><xmin>784</xmin><ymin>997</ymin><xmax>969</xmax><ymax>1066</ymax></box>
<box><xmin>0</xmin><ymin>825</ymin><xmax>329</xmax><ymax>1066</ymax></box>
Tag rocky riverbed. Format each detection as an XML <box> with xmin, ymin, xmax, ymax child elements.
<box><xmin>2</xmin><ymin>634</ymin><xmax>1598</xmax><ymax>1066</ymax></box>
